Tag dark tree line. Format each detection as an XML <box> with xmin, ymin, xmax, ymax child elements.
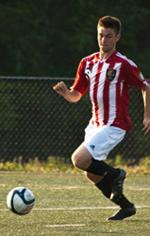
<box><xmin>0</xmin><ymin>0</ymin><xmax>149</xmax><ymax>77</ymax></box>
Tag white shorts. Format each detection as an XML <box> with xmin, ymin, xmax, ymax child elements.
<box><xmin>83</xmin><ymin>124</ymin><xmax>126</xmax><ymax>161</ymax></box>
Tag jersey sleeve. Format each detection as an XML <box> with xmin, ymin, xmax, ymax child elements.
<box><xmin>71</xmin><ymin>59</ymin><xmax>89</xmax><ymax>95</ymax></box>
<box><xmin>125</xmin><ymin>60</ymin><xmax>149</xmax><ymax>89</ymax></box>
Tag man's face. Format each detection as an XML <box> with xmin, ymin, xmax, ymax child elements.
<box><xmin>97</xmin><ymin>26</ymin><xmax>120</xmax><ymax>53</ymax></box>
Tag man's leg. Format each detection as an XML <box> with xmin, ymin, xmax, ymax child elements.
<box><xmin>72</xmin><ymin>144</ymin><xmax>126</xmax><ymax>196</ymax></box>
<box><xmin>85</xmin><ymin>172</ymin><xmax>112</xmax><ymax>198</ymax></box>
<box><xmin>85</xmin><ymin>171</ymin><xmax>136</xmax><ymax>220</ymax></box>
<box><xmin>71</xmin><ymin>144</ymin><xmax>136</xmax><ymax>220</ymax></box>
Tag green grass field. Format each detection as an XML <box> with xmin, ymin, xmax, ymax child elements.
<box><xmin>0</xmin><ymin>170</ymin><xmax>149</xmax><ymax>236</ymax></box>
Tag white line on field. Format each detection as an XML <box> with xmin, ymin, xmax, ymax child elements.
<box><xmin>1</xmin><ymin>205</ymin><xmax>150</xmax><ymax>212</ymax></box>
<box><xmin>127</xmin><ymin>187</ymin><xmax>150</xmax><ymax>191</ymax></box>
<box><xmin>40</xmin><ymin>186</ymin><xmax>150</xmax><ymax>191</ymax></box>
<box><xmin>48</xmin><ymin>186</ymin><xmax>86</xmax><ymax>190</ymax></box>
<box><xmin>33</xmin><ymin>205</ymin><xmax>150</xmax><ymax>211</ymax></box>
<box><xmin>45</xmin><ymin>224</ymin><xmax>85</xmax><ymax>228</ymax></box>
<box><xmin>34</xmin><ymin>206</ymin><xmax>117</xmax><ymax>211</ymax></box>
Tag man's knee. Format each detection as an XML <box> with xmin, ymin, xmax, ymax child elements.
<box><xmin>71</xmin><ymin>152</ymin><xmax>82</xmax><ymax>168</ymax></box>
<box><xmin>71</xmin><ymin>145</ymin><xmax>92</xmax><ymax>170</ymax></box>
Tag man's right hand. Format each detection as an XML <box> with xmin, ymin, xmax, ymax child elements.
<box><xmin>52</xmin><ymin>81</ymin><xmax>81</xmax><ymax>103</ymax></box>
<box><xmin>53</xmin><ymin>81</ymin><xmax>69</xmax><ymax>98</ymax></box>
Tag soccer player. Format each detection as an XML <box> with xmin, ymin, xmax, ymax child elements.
<box><xmin>53</xmin><ymin>16</ymin><xmax>150</xmax><ymax>220</ymax></box>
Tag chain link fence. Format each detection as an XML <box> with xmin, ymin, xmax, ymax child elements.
<box><xmin>0</xmin><ymin>76</ymin><xmax>149</xmax><ymax>164</ymax></box>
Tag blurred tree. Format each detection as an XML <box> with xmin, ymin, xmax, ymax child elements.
<box><xmin>0</xmin><ymin>0</ymin><xmax>149</xmax><ymax>76</ymax></box>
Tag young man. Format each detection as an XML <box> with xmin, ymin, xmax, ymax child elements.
<box><xmin>53</xmin><ymin>16</ymin><xmax>150</xmax><ymax>220</ymax></box>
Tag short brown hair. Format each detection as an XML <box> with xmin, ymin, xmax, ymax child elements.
<box><xmin>97</xmin><ymin>16</ymin><xmax>121</xmax><ymax>35</ymax></box>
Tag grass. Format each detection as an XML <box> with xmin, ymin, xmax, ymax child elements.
<box><xmin>0</xmin><ymin>155</ymin><xmax>150</xmax><ymax>173</ymax></box>
<box><xmin>0</xmin><ymin>168</ymin><xmax>149</xmax><ymax>236</ymax></box>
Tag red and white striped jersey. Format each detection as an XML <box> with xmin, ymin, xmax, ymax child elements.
<box><xmin>72</xmin><ymin>51</ymin><xmax>149</xmax><ymax>130</ymax></box>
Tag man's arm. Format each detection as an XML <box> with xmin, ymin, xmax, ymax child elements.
<box><xmin>142</xmin><ymin>84</ymin><xmax>150</xmax><ymax>134</ymax></box>
<box><xmin>53</xmin><ymin>81</ymin><xmax>82</xmax><ymax>103</ymax></box>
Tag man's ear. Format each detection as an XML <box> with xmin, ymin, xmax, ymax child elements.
<box><xmin>116</xmin><ymin>33</ymin><xmax>121</xmax><ymax>42</ymax></box>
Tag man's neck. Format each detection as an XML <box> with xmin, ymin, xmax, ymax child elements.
<box><xmin>99</xmin><ymin>49</ymin><xmax>116</xmax><ymax>61</ymax></box>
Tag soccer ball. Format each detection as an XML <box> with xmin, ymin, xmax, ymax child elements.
<box><xmin>6</xmin><ymin>187</ymin><xmax>35</xmax><ymax>215</ymax></box>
